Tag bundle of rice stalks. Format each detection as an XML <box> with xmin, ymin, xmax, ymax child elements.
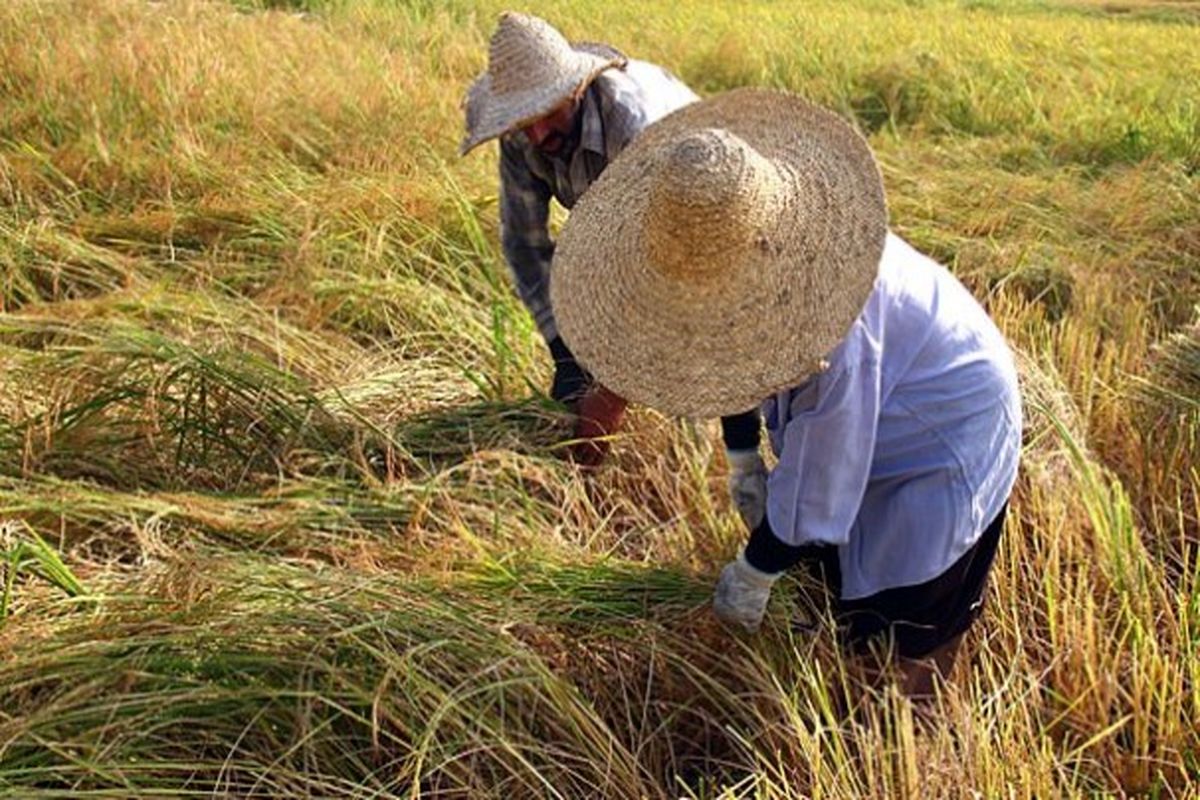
<box><xmin>0</xmin><ymin>553</ymin><xmax>834</xmax><ymax>799</ymax></box>
<box><xmin>1137</xmin><ymin>308</ymin><xmax>1200</xmax><ymax>447</ymax></box>
<box><xmin>2</xmin><ymin>319</ymin><xmax>348</xmax><ymax>490</ymax></box>
<box><xmin>1012</xmin><ymin>348</ymin><xmax>1087</xmax><ymax>491</ymax></box>
<box><xmin>1131</xmin><ymin>307</ymin><xmax>1200</xmax><ymax>540</ymax></box>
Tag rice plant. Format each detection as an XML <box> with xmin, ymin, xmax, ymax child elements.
<box><xmin>0</xmin><ymin>0</ymin><xmax>1197</xmax><ymax>797</ymax></box>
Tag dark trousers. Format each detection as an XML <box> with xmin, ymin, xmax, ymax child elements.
<box><xmin>806</xmin><ymin>503</ymin><xmax>1008</xmax><ymax>659</ymax></box>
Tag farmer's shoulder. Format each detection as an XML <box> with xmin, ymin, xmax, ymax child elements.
<box><xmin>592</xmin><ymin>58</ymin><xmax>699</xmax><ymax>118</ymax></box>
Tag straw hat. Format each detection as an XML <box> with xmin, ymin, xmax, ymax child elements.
<box><xmin>459</xmin><ymin>12</ymin><xmax>626</xmax><ymax>156</ymax></box>
<box><xmin>550</xmin><ymin>88</ymin><xmax>888</xmax><ymax>418</ymax></box>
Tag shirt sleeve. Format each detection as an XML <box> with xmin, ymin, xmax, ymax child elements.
<box><xmin>763</xmin><ymin>354</ymin><xmax>882</xmax><ymax>551</ymax></box>
<box><xmin>595</xmin><ymin>62</ymin><xmax>697</xmax><ymax>157</ymax></box>
<box><xmin>598</xmin><ymin>86</ymin><xmax>645</xmax><ymax>155</ymax></box>
<box><xmin>498</xmin><ymin>135</ymin><xmax>558</xmax><ymax>343</ymax></box>
<box><xmin>743</xmin><ymin>513</ymin><xmax>836</xmax><ymax>575</ymax></box>
<box><xmin>720</xmin><ymin>408</ymin><xmax>762</xmax><ymax>452</ymax></box>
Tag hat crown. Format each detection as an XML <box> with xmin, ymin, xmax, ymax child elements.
<box><xmin>645</xmin><ymin>128</ymin><xmax>785</xmax><ymax>282</ymax></box>
<box><xmin>488</xmin><ymin>12</ymin><xmax>577</xmax><ymax>94</ymax></box>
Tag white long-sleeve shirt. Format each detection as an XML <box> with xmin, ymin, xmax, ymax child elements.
<box><xmin>754</xmin><ymin>233</ymin><xmax>1022</xmax><ymax>599</ymax></box>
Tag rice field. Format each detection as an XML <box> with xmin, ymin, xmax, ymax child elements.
<box><xmin>0</xmin><ymin>0</ymin><xmax>1198</xmax><ymax>797</ymax></box>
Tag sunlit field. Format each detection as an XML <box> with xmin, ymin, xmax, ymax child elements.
<box><xmin>1</xmin><ymin>0</ymin><xmax>1197</xmax><ymax>796</ymax></box>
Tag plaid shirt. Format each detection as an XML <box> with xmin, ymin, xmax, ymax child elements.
<box><xmin>498</xmin><ymin>59</ymin><xmax>698</xmax><ymax>343</ymax></box>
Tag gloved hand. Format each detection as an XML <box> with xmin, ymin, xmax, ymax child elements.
<box><xmin>569</xmin><ymin>383</ymin><xmax>627</xmax><ymax>468</ymax></box>
<box><xmin>548</xmin><ymin>336</ymin><xmax>592</xmax><ymax>405</ymax></box>
<box><xmin>726</xmin><ymin>448</ymin><xmax>768</xmax><ymax>530</ymax></box>
<box><xmin>713</xmin><ymin>553</ymin><xmax>782</xmax><ymax>633</ymax></box>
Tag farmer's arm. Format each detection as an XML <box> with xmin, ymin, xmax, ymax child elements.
<box><xmin>720</xmin><ymin>409</ymin><xmax>766</xmax><ymax>529</ymax></box>
<box><xmin>745</xmin><ymin>357</ymin><xmax>881</xmax><ymax>573</ymax></box>
<box><xmin>720</xmin><ymin>409</ymin><xmax>761</xmax><ymax>451</ymax></box>
<box><xmin>499</xmin><ymin>135</ymin><xmax>558</xmax><ymax>343</ymax></box>
<box><xmin>713</xmin><ymin>357</ymin><xmax>881</xmax><ymax>631</ymax></box>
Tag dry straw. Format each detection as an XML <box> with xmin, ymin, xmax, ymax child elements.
<box><xmin>459</xmin><ymin>12</ymin><xmax>625</xmax><ymax>156</ymax></box>
<box><xmin>551</xmin><ymin>88</ymin><xmax>888</xmax><ymax>418</ymax></box>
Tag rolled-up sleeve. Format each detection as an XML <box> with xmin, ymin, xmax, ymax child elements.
<box><xmin>498</xmin><ymin>136</ymin><xmax>558</xmax><ymax>342</ymax></box>
<box><xmin>765</xmin><ymin>356</ymin><xmax>882</xmax><ymax>549</ymax></box>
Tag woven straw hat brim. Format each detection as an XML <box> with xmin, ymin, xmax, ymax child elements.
<box><xmin>550</xmin><ymin>88</ymin><xmax>887</xmax><ymax>418</ymax></box>
<box><xmin>459</xmin><ymin>52</ymin><xmax>619</xmax><ymax>156</ymax></box>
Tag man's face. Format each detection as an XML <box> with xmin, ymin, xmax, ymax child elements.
<box><xmin>521</xmin><ymin>97</ymin><xmax>580</xmax><ymax>156</ymax></box>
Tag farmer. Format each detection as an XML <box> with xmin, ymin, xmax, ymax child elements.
<box><xmin>549</xmin><ymin>88</ymin><xmax>1022</xmax><ymax>696</ymax></box>
<box><xmin>461</xmin><ymin>12</ymin><xmax>768</xmax><ymax>468</ymax></box>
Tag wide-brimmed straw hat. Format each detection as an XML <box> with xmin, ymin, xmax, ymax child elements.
<box><xmin>459</xmin><ymin>12</ymin><xmax>626</xmax><ymax>156</ymax></box>
<box><xmin>550</xmin><ymin>88</ymin><xmax>888</xmax><ymax>418</ymax></box>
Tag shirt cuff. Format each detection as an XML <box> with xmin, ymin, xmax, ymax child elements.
<box><xmin>547</xmin><ymin>335</ymin><xmax>575</xmax><ymax>365</ymax></box>
<box><xmin>743</xmin><ymin>514</ymin><xmax>826</xmax><ymax>575</ymax></box>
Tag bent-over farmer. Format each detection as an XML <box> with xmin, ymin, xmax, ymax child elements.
<box><xmin>549</xmin><ymin>88</ymin><xmax>1022</xmax><ymax>696</ymax></box>
<box><xmin>461</xmin><ymin>12</ymin><xmax>764</xmax><ymax>467</ymax></box>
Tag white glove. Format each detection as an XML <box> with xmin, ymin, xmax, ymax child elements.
<box><xmin>712</xmin><ymin>553</ymin><xmax>782</xmax><ymax>633</ymax></box>
<box><xmin>726</xmin><ymin>448</ymin><xmax>767</xmax><ymax>530</ymax></box>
